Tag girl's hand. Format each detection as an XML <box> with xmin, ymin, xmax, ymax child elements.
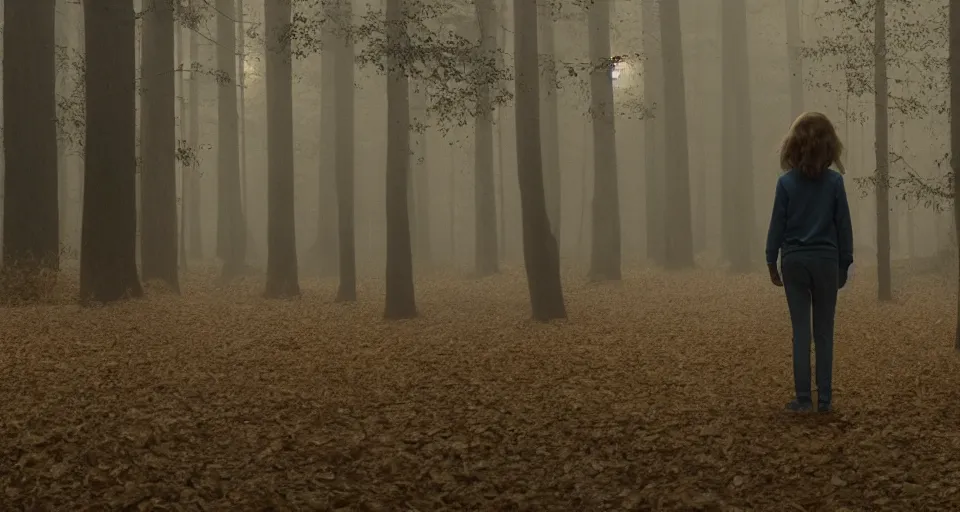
<box><xmin>768</xmin><ymin>263</ymin><xmax>783</xmax><ymax>287</ymax></box>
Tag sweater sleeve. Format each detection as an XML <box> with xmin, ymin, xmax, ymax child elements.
<box><xmin>765</xmin><ymin>178</ymin><xmax>788</xmax><ymax>265</ymax></box>
<box><xmin>834</xmin><ymin>174</ymin><xmax>854</xmax><ymax>268</ymax></box>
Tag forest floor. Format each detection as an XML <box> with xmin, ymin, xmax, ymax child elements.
<box><xmin>1</xmin><ymin>264</ymin><xmax>959</xmax><ymax>511</ymax></box>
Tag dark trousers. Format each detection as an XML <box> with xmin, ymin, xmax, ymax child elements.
<box><xmin>781</xmin><ymin>254</ymin><xmax>839</xmax><ymax>405</ymax></box>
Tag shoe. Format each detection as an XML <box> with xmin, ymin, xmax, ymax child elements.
<box><xmin>817</xmin><ymin>402</ymin><xmax>832</xmax><ymax>413</ymax></box>
<box><xmin>785</xmin><ymin>399</ymin><xmax>813</xmax><ymax>412</ymax></box>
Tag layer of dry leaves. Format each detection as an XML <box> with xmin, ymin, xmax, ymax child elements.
<box><xmin>1</xmin><ymin>263</ymin><xmax>959</xmax><ymax>511</ymax></box>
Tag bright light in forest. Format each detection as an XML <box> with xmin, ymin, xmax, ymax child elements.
<box><xmin>611</xmin><ymin>61</ymin><xmax>628</xmax><ymax>83</ymax></box>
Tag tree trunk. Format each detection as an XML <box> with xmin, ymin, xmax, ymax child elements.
<box><xmin>950</xmin><ymin>0</ymin><xmax>960</xmax><ymax>350</ymax></box>
<box><xmin>875</xmin><ymin>0</ymin><xmax>892</xmax><ymax>301</ymax></box>
<box><xmin>659</xmin><ymin>0</ymin><xmax>694</xmax><ymax>269</ymax></box>
<box><xmin>587</xmin><ymin>0</ymin><xmax>621</xmax><ymax>281</ymax></box>
<box><xmin>688</xmin><ymin>4</ymin><xmax>706</xmax><ymax>254</ymax></box>
<box><xmin>513</xmin><ymin>0</ymin><xmax>566</xmax><ymax>321</ymax></box>
<box><xmin>176</xmin><ymin>13</ymin><xmax>188</xmax><ymax>271</ymax></box>
<box><xmin>55</xmin><ymin>3</ymin><xmax>70</xmax><ymax>253</ymax></box>
<box><xmin>238</xmin><ymin>0</ymin><xmax>255</xmax><ymax>262</ymax></box>
<box><xmin>786</xmin><ymin>0</ymin><xmax>804</xmax><ymax>118</ymax></box>
<box><xmin>140</xmin><ymin>0</ymin><xmax>180</xmax><ymax>291</ymax></box>
<box><xmin>475</xmin><ymin>0</ymin><xmax>499</xmax><ymax>276</ymax></box>
<box><xmin>215</xmin><ymin>0</ymin><xmax>247</xmax><ymax>279</ymax></box>
<box><xmin>384</xmin><ymin>0</ymin><xmax>417</xmax><ymax>319</ymax></box>
<box><xmin>538</xmin><ymin>0</ymin><xmax>561</xmax><ymax>242</ymax></box>
<box><xmin>497</xmin><ymin>1</ymin><xmax>509</xmax><ymax>263</ymax></box>
<box><xmin>409</xmin><ymin>85</ymin><xmax>432</xmax><ymax>268</ymax></box>
<box><xmin>2</xmin><ymin>0</ymin><xmax>58</xmax><ymax>299</ymax></box>
<box><xmin>449</xmin><ymin>145</ymin><xmax>457</xmax><ymax>264</ymax></box>
<box><xmin>312</xmin><ymin>2</ymin><xmax>339</xmax><ymax>276</ymax></box>
<box><xmin>58</xmin><ymin>145</ymin><xmax>68</xmax><ymax>252</ymax></box>
<box><xmin>641</xmin><ymin>0</ymin><xmax>665</xmax><ymax>265</ymax></box>
<box><xmin>80</xmin><ymin>0</ymin><xmax>143</xmax><ymax>302</ymax></box>
<box><xmin>186</xmin><ymin>1</ymin><xmax>203</xmax><ymax>259</ymax></box>
<box><xmin>264</xmin><ymin>0</ymin><xmax>300</xmax><ymax>297</ymax></box>
<box><xmin>721</xmin><ymin>0</ymin><xmax>754</xmax><ymax>273</ymax></box>
<box><xmin>335</xmin><ymin>0</ymin><xmax>357</xmax><ymax>302</ymax></box>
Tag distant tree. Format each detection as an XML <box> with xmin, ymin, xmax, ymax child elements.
<box><xmin>475</xmin><ymin>0</ymin><xmax>499</xmax><ymax>276</ymax></box>
<box><xmin>951</xmin><ymin>0</ymin><xmax>960</xmax><ymax>350</ymax></box>
<box><xmin>642</xmin><ymin>0</ymin><xmax>665</xmax><ymax>266</ymax></box>
<box><xmin>804</xmin><ymin>0</ymin><xmax>952</xmax><ymax>298</ymax></box>
<box><xmin>874</xmin><ymin>0</ymin><xmax>893</xmax><ymax>301</ymax></box>
<box><xmin>310</xmin><ymin>0</ymin><xmax>340</xmax><ymax>278</ymax></box>
<box><xmin>539</xmin><ymin>0</ymin><xmax>561</xmax><ymax>241</ymax></box>
<box><xmin>659</xmin><ymin>0</ymin><xmax>693</xmax><ymax>268</ymax></box>
<box><xmin>237</xmin><ymin>0</ymin><xmax>255</xmax><ymax>261</ymax></box>
<box><xmin>290</xmin><ymin>0</ymin><xmax>510</xmax><ymax>307</ymax></box>
<box><xmin>383</xmin><ymin>0</ymin><xmax>417</xmax><ymax>319</ymax></box>
<box><xmin>721</xmin><ymin>0</ymin><xmax>754</xmax><ymax>273</ymax></box>
<box><xmin>55</xmin><ymin>0</ymin><xmax>77</xmax><ymax>251</ymax></box>
<box><xmin>587</xmin><ymin>0</ymin><xmax>621</xmax><ymax>281</ymax></box>
<box><xmin>514</xmin><ymin>0</ymin><xmax>566</xmax><ymax>320</ymax></box>
<box><xmin>184</xmin><ymin>0</ymin><xmax>204</xmax><ymax>260</ymax></box>
<box><xmin>333</xmin><ymin>0</ymin><xmax>357</xmax><ymax>302</ymax></box>
<box><xmin>2</xmin><ymin>0</ymin><xmax>59</xmax><ymax>299</ymax></box>
<box><xmin>175</xmin><ymin>9</ymin><xmax>188</xmax><ymax>270</ymax></box>
<box><xmin>140</xmin><ymin>0</ymin><xmax>181</xmax><ymax>291</ymax></box>
<box><xmin>264</xmin><ymin>0</ymin><xmax>301</xmax><ymax>297</ymax></box>
<box><xmin>786</xmin><ymin>0</ymin><xmax>804</xmax><ymax>118</ymax></box>
<box><xmin>409</xmin><ymin>83</ymin><xmax>432</xmax><ymax>268</ymax></box>
<box><xmin>216</xmin><ymin>0</ymin><xmax>247</xmax><ymax>279</ymax></box>
<box><xmin>81</xmin><ymin>0</ymin><xmax>143</xmax><ymax>302</ymax></box>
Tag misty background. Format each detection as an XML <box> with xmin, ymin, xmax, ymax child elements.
<box><xmin>2</xmin><ymin>0</ymin><xmax>953</xmax><ymax>291</ymax></box>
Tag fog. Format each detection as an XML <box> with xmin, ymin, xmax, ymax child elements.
<box><xmin>21</xmin><ymin>0</ymin><xmax>956</xmax><ymax>283</ymax></box>
<box><xmin>1</xmin><ymin>0</ymin><xmax>959</xmax><ymax>508</ymax></box>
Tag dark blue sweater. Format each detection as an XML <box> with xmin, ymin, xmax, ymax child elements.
<box><xmin>765</xmin><ymin>169</ymin><xmax>854</xmax><ymax>267</ymax></box>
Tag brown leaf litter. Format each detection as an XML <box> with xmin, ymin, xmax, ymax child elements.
<box><xmin>0</xmin><ymin>265</ymin><xmax>958</xmax><ymax>510</ymax></box>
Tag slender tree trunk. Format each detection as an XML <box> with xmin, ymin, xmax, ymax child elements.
<box><xmin>186</xmin><ymin>1</ymin><xmax>203</xmax><ymax>259</ymax></box>
<box><xmin>659</xmin><ymin>0</ymin><xmax>694</xmax><ymax>269</ymax></box>
<box><xmin>497</xmin><ymin>0</ymin><xmax>509</xmax><ymax>263</ymax></box>
<box><xmin>721</xmin><ymin>0</ymin><xmax>754</xmax><ymax>273</ymax></box>
<box><xmin>449</xmin><ymin>145</ymin><xmax>457</xmax><ymax>264</ymax></box>
<box><xmin>2</xmin><ymin>0</ymin><xmax>59</xmax><ymax>299</ymax></box>
<box><xmin>136</xmin><ymin>13</ymin><xmax>143</xmax><ymax>270</ymax></box>
<box><xmin>140</xmin><ymin>0</ymin><xmax>180</xmax><ymax>291</ymax></box>
<box><xmin>384</xmin><ymin>0</ymin><xmax>417</xmax><ymax>318</ymax></box>
<box><xmin>475</xmin><ymin>0</ymin><xmax>499</xmax><ymax>276</ymax></box>
<box><xmin>497</xmin><ymin>99</ymin><xmax>507</xmax><ymax>263</ymax></box>
<box><xmin>577</xmin><ymin>121</ymin><xmax>589</xmax><ymax>267</ymax></box>
<box><xmin>875</xmin><ymin>0</ymin><xmax>892</xmax><ymax>301</ymax></box>
<box><xmin>80</xmin><ymin>0</ymin><xmax>143</xmax><ymax>302</ymax></box>
<box><xmin>312</xmin><ymin>3</ymin><xmax>339</xmax><ymax>276</ymax></box>
<box><xmin>264</xmin><ymin>0</ymin><xmax>300</xmax><ymax>297</ymax></box>
<box><xmin>238</xmin><ymin>0</ymin><xmax>255</xmax><ymax>262</ymax></box>
<box><xmin>55</xmin><ymin>2</ymin><xmax>70</xmax><ymax>254</ymax></box>
<box><xmin>176</xmin><ymin>15</ymin><xmax>188</xmax><ymax>271</ymax></box>
<box><xmin>641</xmin><ymin>0</ymin><xmax>665</xmax><ymax>265</ymax></box>
<box><xmin>58</xmin><ymin>146</ymin><xmax>68</xmax><ymax>252</ymax></box>
<box><xmin>689</xmin><ymin>4</ymin><xmax>706</xmax><ymax>254</ymax></box>
<box><xmin>587</xmin><ymin>0</ymin><xmax>621</xmax><ymax>281</ymax></box>
<box><xmin>786</xmin><ymin>0</ymin><xmax>804</xmax><ymax>118</ymax></box>
<box><xmin>538</xmin><ymin>0</ymin><xmax>561</xmax><ymax>242</ymax></box>
<box><xmin>215</xmin><ymin>0</ymin><xmax>247</xmax><ymax>278</ymax></box>
<box><xmin>335</xmin><ymin>0</ymin><xmax>357</xmax><ymax>302</ymax></box>
<box><xmin>409</xmin><ymin>85</ymin><xmax>432</xmax><ymax>268</ymax></box>
<box><xmin>514</xmin><ymin>0</ymin><xmax>566</xmax><ymax>321</ymax></box>
<box><xmin>950</xmin><ymin>0</ymin><xmax>960</xmax><ymax>350</ymax></box>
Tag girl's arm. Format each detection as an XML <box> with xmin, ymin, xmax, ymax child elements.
<box><xmin>834</xmin><ymin>174</ymin><xmax>854</xmax><ymax>269</ymax></box>
<box><xmin>765</xmin><ymin>178</ymin><xmax>788</xmax><ymax>265</ymax></box>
